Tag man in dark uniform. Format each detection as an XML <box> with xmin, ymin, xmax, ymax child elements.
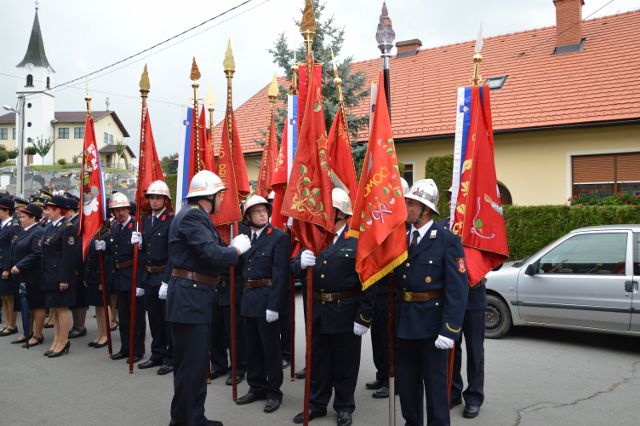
<box><xmin>65</xmin><ymin>194</ymin><xmax>88</xmax><ymax>340</ymax></box>
<box><xmin>235</xmin><ymin>194</ymin><xmax>290</xmax><ymax>414</ymax></box>
<box><xmin>291</xmin><ymin>188</ymin><xmax>374</xmax><ymax>426</ymax></box>
<box><xmin>134</xmin><ymin>180</ymin><xmax>174</xmax><ymax>375</ymax></box>
<box><xmin>394</xmin><ymin>179</ymin><xmax>468</xmax><ymax>426</ymax></box>
<box><xmin>165</xmin><ymin>170</ymin><xmax>250</xmax><ymax>426</ymax></box>
<box><xmin>95</xmin><ymin>192</ymin><xmax>146</xmax><ymax>362</ymax></box>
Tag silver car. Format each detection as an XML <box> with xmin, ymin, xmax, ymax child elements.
<box><xmin>485</xmin><ymin>225</ymin><xmax>640</xmax><ymax>338</ymax></box>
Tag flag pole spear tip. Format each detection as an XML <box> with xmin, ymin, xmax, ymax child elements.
<box><xmin>84</xmin><ymin>79</ymin><xmax>92</xmax><ymax>114</ymax></box>
<box><xmin>300</xmin><ymin>0</ymin><xmax>316</xmax><ymax>56</ymax></box>
<box><xmin>268</xmin><ymin>74</ymin><xmax>279</xmax><ymax>100</ymax></box>
<box><xmin>376</xmin><ymin>1</ymin><xmax>395</xmax><ymax>54</ymax></box>
<box><xmin>139</xmin><ymin>64</ymin><xmax>150</xmax><ymax>95</ymax></box>
<box><xmin>190</xmin><ymin>57</ymin><xmax>201</xmax><ymax>82</ymax></box>
<box><xmin>471</xmin><ymin>21</ymin><xmax>484</xmax><ymax>86</ymax></box>
<box><xmin>224</xmin><ymin>40</ymin><xmax>236</xmax><ymax>74</ymax></box>
<box><xmin>330</xmin><ymin>48</ymin><xmax>343</xmax><ymax>103</ymax></box>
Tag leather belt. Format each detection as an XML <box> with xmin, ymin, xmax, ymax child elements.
<box><xmin>171</xmin><ymin>268</ymin><xmax>220</xmax><ymax>286</ymax></box>
<box><xmin>146</xmin><ymin>264</ymin><xmax>166</xmax><ymax>273</ymax></box>
<box><xmin>115</xmin><ymin>259</ymin><xmax>134</xmax><ymax>269</ymax></box>
<box><xmin>400</xmin><ymin>289</ymin><xmax>444</xmax><ymax>303</ymax></box>
<box><xmin>245</xmin><ymin>279</ymin><xmax>272</xmax><ymax>289</ymax></box>
<box><xmin>314</xmin><ymin>288</ymin><xmax>360</xmax><ymax>303</ymax></box>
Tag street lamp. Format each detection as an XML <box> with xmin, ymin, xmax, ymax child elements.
<box><xmin>3</xmin><ymin>96</ymin><xmax>25</xmax><ymax>196</ymax></box>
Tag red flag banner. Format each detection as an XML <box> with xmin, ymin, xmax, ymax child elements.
<box><xmin>298</xmin><ymin>63</ymin><xmax>322</xmax><ymax>132</ymax></box>
<box><xmin>201</xmin><ymin>105</ymin><xmax>216</xmax><ymax>173</ymax></box>
<box><xmin>327</xmin><ymin>107</ymin><xmax>357</xmax><ymax>203</ymax></box>
<box><xmin>79</xmin><ymin>113</ymin><xmax>106</xmax><ymax>260</ymax></box>
<box><xmin>348</xmin><ymin>72</ymin><xmax>408</xmax><ymax>289</ymax></box>
<box><xmin>255</xmin><ymin>113</ymin><xmax>278</xmax><ymax>198</ymax></box>
<box><xmin>451</xmin><ymin>86</ymin><xmax>509</xmax><ymax>285</ymax></box>
<box><xmin>230</xmin><ymin>111</ymin><xmax>250</xmax><ymax>198</ymax></box>
<box><xmin>282</xmin><ymin>62</ymin><xmax>334</xmax><ymax>254</ymax></box>
<box><xmin>136</xmin><ymin>109</ymin><xmax>171</xmax><ymax>215</ymax></box>
<box><xmin>270</xmin><ymin>120</ymin><xmax>288</xmax><ymax>230</ymax></box>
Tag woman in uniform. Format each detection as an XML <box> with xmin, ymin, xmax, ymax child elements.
<box><xmin>0</xmin><ymin>197</ymin><xmax>21</xmax><ymax>336</ymax></box>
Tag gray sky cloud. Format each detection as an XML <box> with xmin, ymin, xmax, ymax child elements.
<box><xmin>1</xmin><ymin>0</ymin><xmax>638</xmax><ymax>158</ymax></box>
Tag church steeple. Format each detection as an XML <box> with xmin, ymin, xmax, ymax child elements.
<box><xmin>16</xmin><ymin>6</ymin><xmax>53</xmax><ymax>71</ymax></box>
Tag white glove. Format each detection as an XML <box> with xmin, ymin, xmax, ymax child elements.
<box><xmin>300</xmin><ymin>250</ymin><xmax>316</xmax><ymax>269</ymax></box>
<box><xmin>159</xmin><ymin>282</ymin><xmax>168</xmax><ymax>300</ymax></box>
<box><xmin>434</xmin><ymin>334</ymin><xmax>454</xmax><ymax>350</ymax></box>
<box><xmin>94</xmin><ymin>240</ymin><xmax>106</xmax><ymax>251</ymax></box>
<box><xmin>136</xmin><ymin>287</ymin><xmax>145</xmax><ymax>297</ymax></box>
<box><xmin>130</xmin><ymin>231</ymin><xmax>142</xmax><ymax>246</ymax></box>
<box><xmin>230</xmin><ymin>234</ymin><xmax>251</xmax><ymax>254</ymax></box>
<box><xmin>266</xmin><ymin>309</ymin><xmax>279</xmax><ymax>323</ymax></box>
<box><xmin>353</xmin><ymin>322</ymin><xmax>369</xmax><ymax>336</ymax></box>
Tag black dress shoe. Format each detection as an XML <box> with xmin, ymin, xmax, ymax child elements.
<box><xmin>365</xmin><ymin>379</ymin><xmax>384</xmax><ymax>390</ymax></box>
<box><xmin>372</xmin><ymin>386</ymin><xmax>389</xmax><ymax>399</ymax></box>
<box><xmin>11</xmin><ymin>336</ymin><xmax>27</xmax><ymax>344</ymax></box>
<box><xmin>209</xmin><ymin>369</ymin><xmax>227</xmax><ymax>380</ymax></box>
<box><xmin>450</xmin><ymin>397</ymin><xmax>462</xmax><ymax>409</ymax></box>
<box><xmin>48</xmin><ymin>341</ymin><xmax>70</xmax><ymax>358</ymax></box>
<box><xmin>43</xmin><ymin>349</ymin><xmax>53</xmax><ymax>356</ymax></box>
<box><xmin>88</xmin><ymin>341</ymin><xmax>97</xmax><ymax>347</ymax></box>
<box><xmin>158</xmin><ymin>365</ymin><xmax>173</xmax><ymax>375</ymax></box>
<box><xmin>68</xmin><ymin>328</ymin><xmax>87</xmax><ymax>339</ymax></box>
<box><xmin>281</xmin><ymin>359</ymin><xmax>290</xmax><ymax>369</ymax></box>
<box><xmin>111</xmin><ymin>352</ymin><xmax>128</xmax><ymax>360</ymax></box>
<box><xmin>235</xmin><ymin>392</ymin><xmax>265</xmax><ymax>405</ymax></box>
<box><xmin>463</xmin><ymin>405</ymin><xmax>480</xmax><ymax>418</ymax></box>
<box><xmin>293</xmin><ymin>410</ymin><xmax>326</xmax><ymax>424</ymax></box>
<box><xmin>337</xmin><ymin>411</ymin><xmax>353</xmax><ymax>426</ymax></box>
<box><xmin>0</xmin><ymin>327</ymin><xmax>18</xmax><ymax>336</ymax></box>
<box><xmin>93</xmin><ymin>341</ymin><xmax>108</xmax><ymax>348</ymax></box>
<box><xmin>225</xmin><ymin>372</ymin><xmax>245</xmax><ymax>386</ymax></box>
<box><xmin>23</xmin><ymin>336</ymin><xmax>43</xmax><ymax>348</ymax></box>
<box><xmin>204</xmin><ymin>420</ymin><xmax>223</xmax><ymax>426</ymax></box>
<box><xmin>138</xmin><ymin>359</ymin><xmax>162</xmax><ymax>369</ymax></box>
<box><xmin>295</xmin><ymin>368</ymin><xmax>306</xmax><ymax>379</ymax></box>
<box><xmin>132</xmin><ymin>355</ymin><xmax>143</xmax><ymax>363</ymax></box>
<box><xmin>263</xmin><ymin>399</ymin><xmax>281</xmax><ymax>413</ymax></box>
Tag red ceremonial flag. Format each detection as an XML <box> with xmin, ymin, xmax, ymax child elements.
<box><xmin>229</xmin><ymin>111</ymin><xmax>250</xmax><ymax>198</ymax></box>
<box><xmin>213</xmin><ymin>108</ymin><xmax>242</xmax><ymax>243</ymax></box>
<box><xmin>282</xmin><ymin>62</ymin><xmax>334</xmax><ymax>254</ymax></box>
<box><xmin>136</xmin><ymin>109</ymin><xmax>171</xmax><ymax>215</ymax></box>
<box><xmin>452</xmin><ymin>86</ymin><xmax>509</xmax><ymax>285</ymax></box>
<box><xmin>79</xmin><ymin>113</ymin><xmax>106</xmax><ymax>260</ymax></box>
<box><xmin>297</xmin><ymin>62</ymin><xmax>322</xmax><ymax>131</ymax></box>
<box><xmin>348</xmin><ymin>72</ymin><xmax>408</xmax><ymax>289</ymax></box>
<box><xmin>270</xmin><ymin>120</ymin><xmax>288</xmax><ymax>230</ymax></box>
<box><xmin>255</xmin><ymin>113</ymin><xmax>278</xmax><ymax>198</ymax></box>
<box><xmin>201</xmin><ymin>105</ymin><xmax>215</xmax><ymax>172</ymax></box>
<box><xmin>327</xmin><ymin>107</ymin><xmax>357</xmax><ymax>203</ymax></box>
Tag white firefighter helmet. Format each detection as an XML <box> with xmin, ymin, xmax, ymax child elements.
<box><xmin>186</xmin><ymin>170</ymin><xmax>226</xmax><ymax>199</ymax></box>
<box><xmin>145</xmin><ymin>180</ymin><xmax>171</xmax><ymax>199</ymax></box>
<box><xmin>332</xmin><ymin>187</ymin><xmax>353</xmax><ymax>216</ymax></box>
<box><xmin>109</xmin><ymin>192</ymin><xmax>130</xmax><ymax>209</ymax></box>
<box><xmin>267</xmin><ymin>191</ymin><xmax>275</xmax><ymax>201</ymax></box>
<box><xmin>405</xmin><ymin>179</ymin><xmax>440</xmax><ymax>215</ymax></box>
<box><xmin>400</xmin><ymin>178</ymin><xmax>410</xmax><ymax>195</ymax></box>
<box><xmin>243</xmin><ymin>194</ymin><xmax>272</xmax><ymax>216</ymax></box>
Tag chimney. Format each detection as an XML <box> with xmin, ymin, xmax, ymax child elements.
<box><xmin>396</xmin><ymin>39</ymin><xmax>422</xmax><ymax>58</ymax></box>
<box><xmin>554</xmin><ymin>0</ymin><xmax>584</xmax><ymax>48</ymax></box>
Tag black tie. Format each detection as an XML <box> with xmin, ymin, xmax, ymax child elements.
<box><xmin>409</xmin><ymin>230</ymin><xmax>419</xmax><ymax>252</ymax></box>
<box><xmin>251</xmin><ymin>233</ymin><xmax>257</xmax><ymax>244</ymax></box>
<box><xmin>151</xmin><ymin>216</ymin><xmax>155</xmax><ymax>226</ymax></box>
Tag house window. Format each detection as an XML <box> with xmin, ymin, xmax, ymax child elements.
<box><xmin>572</xmin><ymin>152</ymin><xmax>640</xmax><ymax>196</ymax></box>
<box><xmin>109</xmin><ymin>134</ymin><xmax>114</xmax><ymax>144</ymax></box>
<box><xmin>26</xmin><ymin>74</ymin><xmax>33</xmax><ymax>87</ymax></box>
<box><xmin>58</xmin><ymin>127</ymin><xmax>70</xmax><ymax>139</ymax></box>
<box><xmin>12</xmin><ymin>128</ymin><xmax>16</xmax><ymax>140</ymax></box>
<box><xmin>403</xmin><ymin>163</ymin><xmax>414</xmax><ymax>186</ymax></box>
<box><xmin>0</xmin><ymin>129</ymin><xmax>7</xmax><ymax>140</ymax></box>
<box><xmin>46</xmin><ymin>77</ymin><xmax>50</xmax><ymax>89</ymax></box>
<box><xmin>74</xmin><ymin>127</ymin><xmax>84</xmax><ymax>139</ymax></box>
<box><xmin>486</xmin><ymin>76</ymin><xmax>508</xmax><ymax>90</ymax></box>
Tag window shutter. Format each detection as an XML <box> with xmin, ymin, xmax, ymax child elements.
<box><xmin>572</xmin><ymin>154</ymin><xmax>614</xmax><ymax>184</ymax></box>
<box><xmin>616</xmin><ymin>153</ymin><xmax>640</xmax><ymax>183</ymax></box>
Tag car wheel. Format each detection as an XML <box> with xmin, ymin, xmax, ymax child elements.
<box><xmin>485</xmin><ymin>294</ymin><xmax>512</xmax><ymax>339</ymax></box>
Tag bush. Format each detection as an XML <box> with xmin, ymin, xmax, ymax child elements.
<box><xmin>504</xmin><ymin>205</ymin><xmax>640</xmax><ymax>260</ymax></box>
<box><xmin>571</xmin><ymin>192</ymin><xmax>640</xmax><ymax>206</ymax></box>
<box><xmin>165</xmin><ymin>174</ymin><xmax>177</xmax><ymax>204</ymax></box>
<box><xmin>57</xmin><ymin>159</ymin><xmax>67</xmax><ymax>165</ymax></box>
<box><xmin>24</xmin><ymin>146</ymin><xmax>38</xmax><ymax>156</ymax></box>
<box><xmin>425</xmin><ymin>154</ymin><xmax>453</xmax><ymax>217</ymax></box>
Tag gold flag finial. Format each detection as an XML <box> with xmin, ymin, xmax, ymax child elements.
<box><xmin>139</xmin><ymin>64</ymin><xmax>150</xmax><ymax>94</ymax></box>
<box><xmin>300</xmin><ymin>0</ymin><xmax>316</xmax><ymax>55</ymax></box>
<box><xmin>471</xmin><ymin>21</ymin><xmax>484</xmax><ymax>86</ymax></box>
<box><xmin>268</xmin><ymin>74</ymin><xmax>279</xmax><ymax>100</ymax></box>
<box><xmin>190</xmin><ymin>57</ymin><xmax>201</xmax><ymax>81</ymax></box>
<box><xmin>224</xmin><ymin>40</ymin><xmax>236</xmax><ymax>73</ymax></box>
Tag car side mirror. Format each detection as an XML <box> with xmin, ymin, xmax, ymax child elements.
<box><xmin>525</xmin><ymin>263</ymin><xmax>537</xmax><ymax>276</ymax></box>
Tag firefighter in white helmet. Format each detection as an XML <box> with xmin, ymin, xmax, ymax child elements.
<box><xmin>165</xmin><ymin>170</ymin><xmax>250</xmax><ymax>426</ymax></box>
<box><xmin>291</xmin><ymin>187</ymin><xmax>374</xmax><ymax>425</ymax></box>
<box><xmin>394</xmin><ymin>179</ymin><xmax>469</xmax><ymax>426</ymax></box>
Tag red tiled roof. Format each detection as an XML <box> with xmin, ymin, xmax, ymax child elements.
<box><xmin>223</xmin><ymin>10</ymin><xmax>640</xmax><ymax>154</ymax></box>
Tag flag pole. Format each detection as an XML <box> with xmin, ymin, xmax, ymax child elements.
<box><xmin>376</xmin><ymin>3</ymin><xmax>396</xmax><ymax>425</ymax></box>
<box><xmin>300</xmin><ymin>1</ymin><xmax>316</xmax><ymax>424</ymax></box>
<box><xmin>223</xmin><ymin>42</ymin><xmax>239</xmax><ymax>401</ymax></box>
<box><xmin>288</xmin><ymin>52</ymin><xmax>299</xmax><ymax>382</ymax></box>
<box><xmin>128</xmin><ymin>65</ymin><xmax>151</xmax><ymax>374</ymax></box>
<box><xmin>86</xmin><ymin>92</ymin><xmax>113</xmax><ymax>358</ymax></box>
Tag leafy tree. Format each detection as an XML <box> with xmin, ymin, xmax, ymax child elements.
<box><xmin>161</xmin><ymin>153</ymin><xmax>179</xmax><ymax>175</ymax></box>
<box><xmin>24</xmin><ymin>146</ymin><xmax>38</xmax><ymax>156</ymax></box>
<box><xmin>31</xmin><ymin>135</ymin><xmax>56</xmax><ymax>165</ymax></box>
<box><xmin>260</xmin><ymin>0</ymin><xmax>370</xmax><ymax>176</ymax></box>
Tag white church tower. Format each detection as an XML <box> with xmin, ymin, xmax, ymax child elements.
<box><xmin>16</xmin><ymin>5</ymin><xmax>55</xmax><ymax>166</ymax></box>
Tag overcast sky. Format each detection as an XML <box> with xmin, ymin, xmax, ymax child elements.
<box><xmin>1</xmin><ymin>0</ymin><xmax>638</xmax><ymax>158</ymax></box>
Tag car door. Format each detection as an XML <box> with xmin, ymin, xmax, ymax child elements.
<box><xmin>630</xmin><ymin>232</ymin><xmax>640</xmax><ymax>332</ymax></box>
<box><xmin>516</xmin><ymin>230</ymin><xmax>632</xmax><ymax>331</ymax></box>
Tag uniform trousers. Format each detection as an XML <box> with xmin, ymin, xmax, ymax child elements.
<box><xmin>145</xmin><ymin>285</ymin><xmax>173</xmax><ymax>366</ymax></box>
<box><xmin>370</xmin><ymin>292</ymin><xmax>390</xmax><ymax>386</ymax></box>
<box><xmin>244</xmin><ymin>317</ymin><xmax>283</xmax><ymax>400</ymax></box>
<box><xmin>210</xmin><ymin>302</ymin><xmax>246</xmax><ymax>375</ymax></box>
<box><xmin>116</xmin><ymin>290</ymin><xmax>146</xmax><ymax>357</ymax></box>
<box><xmin>397</xmin><ymin>337</ymin><xmax>450</xmax><ymax>426</ymax></box>
<box><xmin>451</xmin><ymin>309</ymin><xmax>485</xmax><ymax>406</ymax></box>
<box><xmin>310</xmin><ymin>331</ymin><xmax>361</xmax><ymax>414</ymax></box>
<box><xmin>170</xmin><ymin>322</ymin><xmax>211</xmax><ymax>426</ymax></box>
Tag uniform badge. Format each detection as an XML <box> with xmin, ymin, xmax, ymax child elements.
<box><xmin>68</xmin><ymin>236</ymin><xmax>76</xmax><ymax>246</ymax></box>
<box><xmin>161</xmin><ymin>214</ymin><xmax>166</xmax><ymax>221</ymax></box>
<box><xmin>266</xmin><ymin>227</ymin><xmax>273</xmax><ymax>235</ymax></box>
<box><xmin>128</xmin><ymin>222</ymin><xmax>133</xmax><ymax>229</ymax></box>
<box><xmin>457</xmin><ymin>258</ymin><xmax>466</xmax><ymax>273</ymax></box>
<box><xmin>425</xmin><ymin>276</ymin><xmax>432</xmax><ymax>284</ymax></box>
<box><xmin>430</xmin><ymin>230</ymin><xmax>437</xmax><ymax>239</ymax></box>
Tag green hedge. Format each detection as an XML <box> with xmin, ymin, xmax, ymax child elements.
<box><xmin>425</xmin><ymin>154</ymin><xmax>453</xmax><ymax>216</ymax></box>
<box><xmin>166</xmin><ymin>174</ymin><xmax>177</xmax><ymax>203</ymax></box>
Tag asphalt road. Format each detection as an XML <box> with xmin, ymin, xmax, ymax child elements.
<box><xmin>1</xmin><ymin>295</ymin><xmax>639</xmax><ymax>426</ymax></box>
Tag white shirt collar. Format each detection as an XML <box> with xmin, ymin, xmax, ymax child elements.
<box><xmin>23</xmin><ymin>223</ymin><xmax>36</xmax><ymax>232</ymax></box>
<box><xmin>1</xmin><ymin>217</ymin><xmax>12</xmax><ymax>228</ymax></box>
<box><xmin>333</xmin><ymin>224</ymin><xmax>346</xmax><ymax>244</ymax></box>
<box><xmin>251</xmin><ymin>224</ymin><xmax>268</xmax><ymax>240</ymax></box>
<box><xmin>51</xmin><ymin>216</ymin><xmax>64</xmax><ymax>227</ymax></box>
<box><xmin>409</xmin><ymin>219</ymin><xmax>433</xmax><ymax>245</ymax></box>
<box><xmin>118</xmin><ymin>216</ymin><xmax>132</xmax><ymax>228</ymax></box>
<box><xmin>153</xmin><ymin>208</ymin><xmax>166</xmax><ymax>219</ymax></box>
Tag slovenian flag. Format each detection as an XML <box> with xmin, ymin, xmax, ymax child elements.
<box><xmin>175</xmin><ymin>107</ymin><xmax>193</xmax><ymax>212</ymax></box>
